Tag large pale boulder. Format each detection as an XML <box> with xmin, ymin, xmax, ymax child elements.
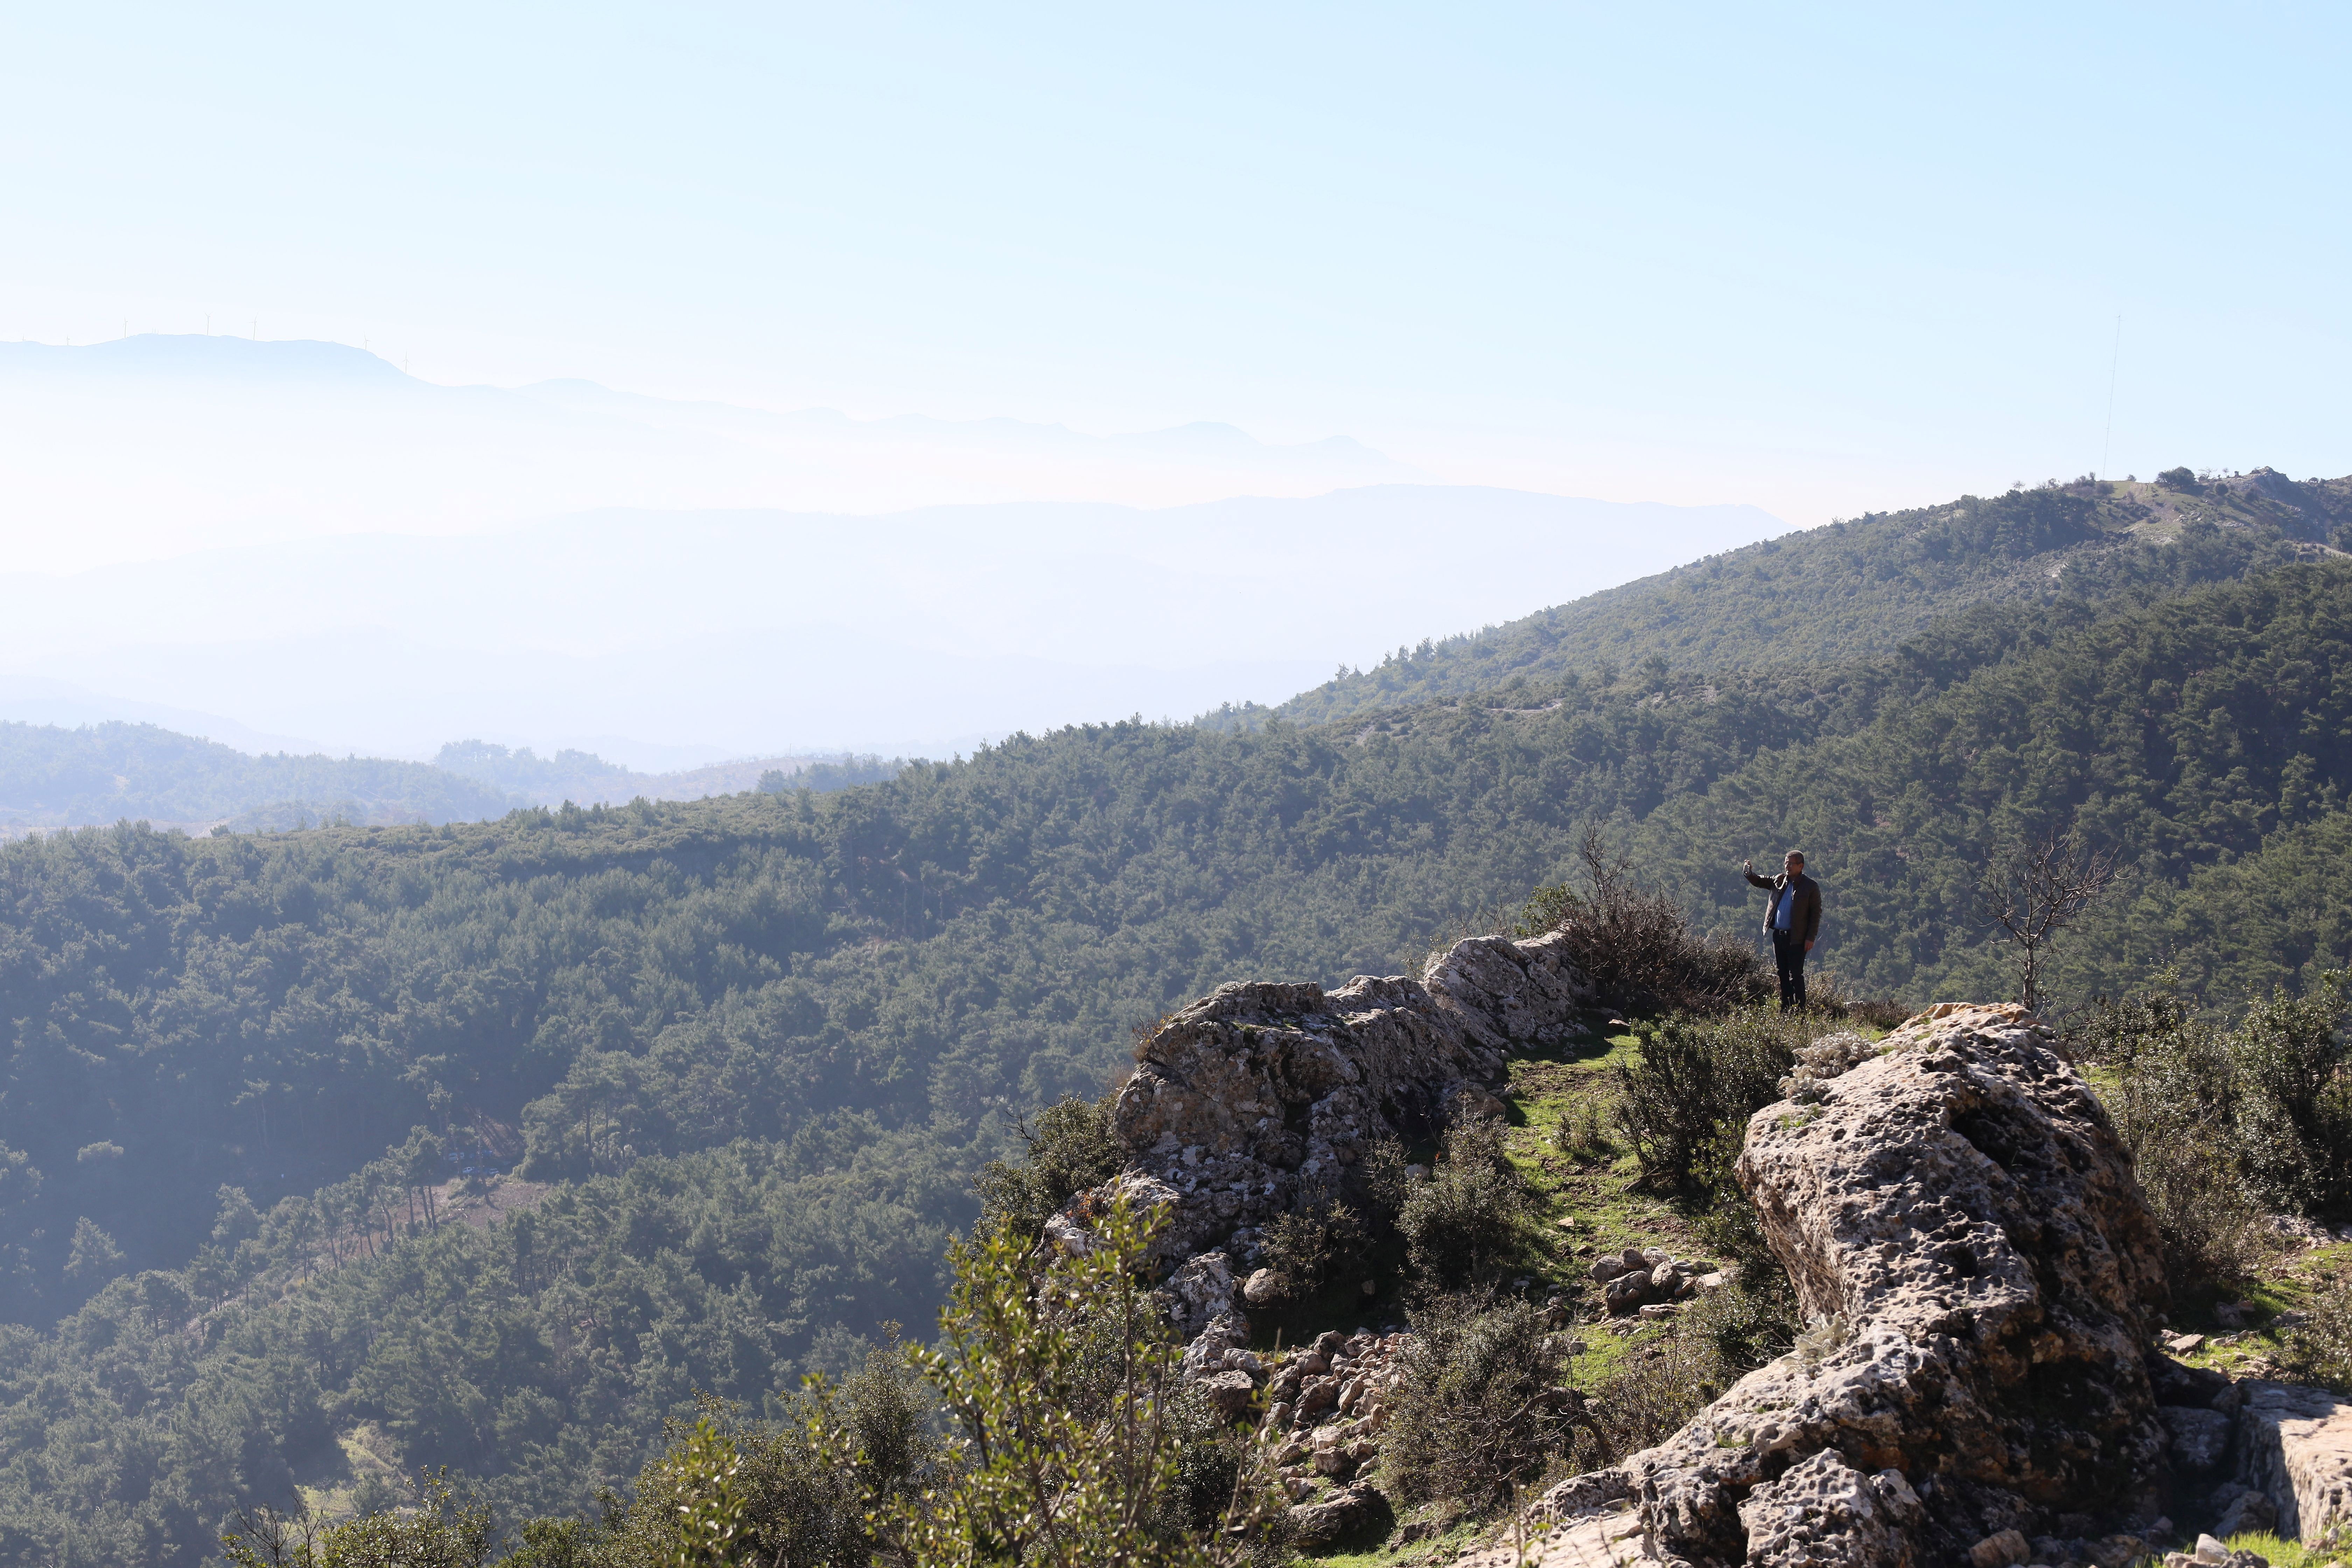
<box><xmin>2235</xmin><ymin>1380</ymin><xmax>2352</xmax><ymax>1543</ymax></box>
<box><xmin>1072</xmin><ymin>934</ymin><xmax>1594</xmax><ymax>1265</ymax></box>
<box><xmin>1504</xmin><ymin>1003</ymin><xmax>2170</xmax><ymax>1567</ymax></box>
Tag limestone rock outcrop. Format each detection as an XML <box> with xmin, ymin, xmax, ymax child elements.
<box><xmin>1086</xmin><ymin>930</ymin><xmax>1592</xmax><ymax>1269</ymax></box>
<box><xmin>2234</xmin><ymin>1380</ymin><xmax>2352</xmax><ymax>1544</ymax></box>
<box><xmin>1494</xmin><ymin>1003</ymin><xmax>2174</xmax><ymax>1567</ymax></box>
<box><xmin>1055</xmin><ymin>929</ymin><xmax>1595</xmax><ymax>1410</ymax></box>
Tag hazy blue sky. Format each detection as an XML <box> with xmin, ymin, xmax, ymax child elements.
<box><xmin>5</xmin><ymin>3</ymin><xmax>2347</xmax><ymax>523</ymax></box>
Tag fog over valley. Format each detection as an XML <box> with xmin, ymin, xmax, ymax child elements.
<box><xmin>0</xmin><ymin>337</ymin><xmax>1784</xmax><ymax>761</ymax></box>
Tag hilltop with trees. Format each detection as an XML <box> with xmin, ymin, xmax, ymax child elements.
<box><xmin>1</xmin><ymin>473</ymin><xmax>2350</xmax><ymax>1562</ymax></box>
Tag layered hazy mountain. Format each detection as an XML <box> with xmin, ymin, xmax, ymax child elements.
<box><xmin>0</xmin><ymin>722</ymin><xmax>879</xmax><ymax>833</ymax></box>
<box><xmin>0</xmin><ymin>334</ymin><xmax>1426</xmax><ymax>564</ymax></box>
<box><xmin>0</xmin><ymin>335</ymin><xmax>1790</xmax><ymax>760</ymax></box>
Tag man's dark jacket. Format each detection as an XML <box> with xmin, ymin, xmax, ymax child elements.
<box><xmin>1745</xmin><ymin>868</ymin><xmax>1821</xmax><ymax>944</ymax></box>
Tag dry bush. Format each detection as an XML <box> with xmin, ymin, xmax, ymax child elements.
<box><xmin>1804</xmin><ymin>971</ymin><xmax>1914</xmax><ymax>1030</ymax></box>
<box><xmin>1382</xmin><ymin>1296</ymin><xmax>1577</xmax><ymax>1508</ymax></box>
<box><xmin>1534</xmin><ymin>829</ymin><xmax>1767</xmax><ymax>1017</ymax></box>
<box><xmin>1846</xmin><ymin>996</ymin><xmax>1918</xmax><ymax>1031</ymax></box>
<box><xmin>1258</xmin><ymin>1201</ymin><xmax>1368</xmax><ymax>1301</ymax></box>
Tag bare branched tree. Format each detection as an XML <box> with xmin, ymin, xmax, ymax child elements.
<box><xmin>1977</xmin><ymin>826</ymin><xmax>2116</xmax><ymax>1012</ymax></box>
<box><xmin>1540</xmin><ymin>827</ymin><xmax>1767</xmax><ymax>1016</ymax></box>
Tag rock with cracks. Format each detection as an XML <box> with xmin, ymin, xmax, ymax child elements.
<box><xmin>2234</xmin><ymin>1380</ymin><xmax>2352</xmax><ymax>1544</ymax></box>
<box><xmin>1081</xmin><ymin>931</ymin><xmax>1592</xmax><ymax>1268</ymax></box>
<box><xmin>1493</xmin><ymin>1003</ymin><xmax>2172</xmax><ymax>1567</ymax></box>
<box><xmin>1059</xmin><ymin>931</ymin><xmax>1594</xmax><ymax>1406</ymax></box>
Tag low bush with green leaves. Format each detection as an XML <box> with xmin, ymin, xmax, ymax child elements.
<box><xmin>1258</xmin><ymin>1199</ymin><xmax>1369</xmax><ymax>1301</ymax></box>
<box><xmin>2085</xmin><ymin>970</ymin><xmax>2352</xmax><ymax>1292</ymax></box>
<box><xmin>1567</xmin><ymin>1324</ymin><xmax>1728</xmax><ymax>1475</ymax></box>
<box><xmin>2278</xmin><ymin>1275</ymin><xmax>2352</xmax><ymax>1395</ymax></box>
<box><xmin>973</xmin><ymin>1091</ymin><xmax>1125</xmax><ymax>1242</ymax></box>
<box><xmin>1550</xmin><ymin>1086</ymin><xmax>1616</xmax><ymax>1163</ymax></box>
<box><xmin>1398</xmin><ymin>1118</ymin><xmax>1524</xmax><ymax>1290</ymax></box>
<box><xmin>224</xmin><ymin>1473</ymin><xmax>497</xmax><ymax>1568</ymax></box>
<box><xmin>1613</xmin><ymin>1008</ymin><xmax>1826</xmax><ymax>1193</ymax></box>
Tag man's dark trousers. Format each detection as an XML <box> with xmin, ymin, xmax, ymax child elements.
<box><xmin>1772</xmin><ymin>931</ymin><xmax>1807</xmax><ymax>1009</ymax></box>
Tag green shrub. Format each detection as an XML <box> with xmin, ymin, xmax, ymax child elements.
<box><xmin>1614</xmin><ymin>1009</ymin><xmax>1820</xmax><ymax>1193</ymax></box>
<box><xmin>1381</xmin><ymin>1296</ymin><xmax>1577</xmax><ymax>1507</ymax></box>
<box><xmin>1398</xmin><ymin>1119</ymin><xmax>1523</xmax><ymax>1289</ymax></box>
<box><xmin>1568</xmin><ymin>1328</ymin><xmax>1728</xmax><ymax>1472</ymax></box>
<box><xmin>609</xmin><ymin>1342</ymin><xmax>939</xmax><ymax>1568</ymax></box>
<box><xmin>2227</xmin><ymin>972</ymin><xmax>2352</xmax><ymax>1213</ymax></box>
<box><xmin>2085</xmin><ymin>974</ymin><xmax>2348</xmax><ymax>1290</ymax></box>
<box><xmin>974</xmin><ymin>1091</ymin><xmax>1125</xmax><ymax>1242</ymax></box>
<box><xmin>223</xmin><ymin>1473</ymin><xmax>496</xmax><ymax>1568</ymax></box>
<box><xmin>1357</xmin><ymin>1136</ymin><xmax>1411</xmax><ymax>1233</ymax></box>
<box><xmin>881</xmin><ymin>1193</ymin><xmax>1268</xmax><ymax>1566</ymax></box>
<box><xmin>1550</xmin><ymin>1087</ymin><xmax>1616</xmax><ymax>1163</ymax></box>
<box><xmin>1690</xmin><ymin>1194</ymin><xmax>1801</xmax><ymax>1369</ymax></box>
<box><xmin>2278</xmin><ymin>1275</ymin><xmax>2352</xmax><ymax>1395</ymax></box>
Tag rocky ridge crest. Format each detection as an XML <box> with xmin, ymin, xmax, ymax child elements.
<box><xmin>1466</xmin><ymin>1002</ymin><xmax>2352</xmax><ymax>1568</ymax></box>
<box><xmin>1059</xmin><ymin>929</ymin><xmax>1594</xmax><ymax>1276</ymax></box>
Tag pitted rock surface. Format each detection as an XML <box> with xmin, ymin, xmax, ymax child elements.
<box><xmin>1511</xmin><ymin>1003</ymin><xmax>2168</xmax><ymax>1567</ymax></box>
<box><xmin>1085</xmin><ymin>931</ymin><xmax>1594</xmax><ymax>1266</ymax></box>
<box><xmin>1161</xmin><ymin>1250</ymin><xmax>1241</xmax><ymax>1339</ymax></box>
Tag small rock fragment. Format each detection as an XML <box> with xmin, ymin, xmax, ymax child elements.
<box><xmin>1970</xmin><ymin>1528</ymin><xmax>2030</xmax><ymax>1568</ymax></box>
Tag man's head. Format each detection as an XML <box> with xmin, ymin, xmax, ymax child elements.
<box><xmin>1784</xmin><ymin>851</ymin><xmax>1806</xmax><ymax>875</ymax></box>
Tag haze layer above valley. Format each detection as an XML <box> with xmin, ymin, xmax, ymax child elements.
<box><xmin>0</xmin><ymin>336</ymin><xmax>1785</xmax><ymax>762</ymax></box>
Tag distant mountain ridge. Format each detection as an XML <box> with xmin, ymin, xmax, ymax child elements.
<box><xmin>0</xmin><ymin>334</ymin><xmax>1428</xmax><ymax>572</ymax></box>
<box><xmin>1261</xmin><ymin>471</ymin><xmax>2352</xmax><ymax>726</ymax></box>
<box><xmin>433</xmin><ymin>740</ymin><xmax>880</xmax><ymax>807</ymax></box>
<box><xmin>0</xmin><ymin>723</ymin><xmax>873</xmax><ymax>832</ymax></box>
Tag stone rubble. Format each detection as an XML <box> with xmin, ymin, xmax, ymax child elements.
<box><xmin>1259</xmin><ymin>1327</ymin><xmax>1410</xmax><ymax>1543</ymax></box>
<box><xmin>1588</xmin><ymin>1245</ymin><xmax>1716</xmax><ymax>1317</ymax></box>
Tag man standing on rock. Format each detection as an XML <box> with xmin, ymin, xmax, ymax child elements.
<box><xmin>1744</xmin><ymin>851</ymin><xmax>1821</xmax><ymax>1009</ymax></box>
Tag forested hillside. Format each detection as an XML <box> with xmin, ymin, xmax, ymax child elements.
<box><xmin>1631</xmin><ymin>560</ymin><xmax>2352</xmax><ymax>1001</ymax></box>
<box><xmin>0</xmin><ymin>723</ymin><xmax>516</xmax><ymax>829</ymax></box>
<box><xmin>434</xmin><ymin>741</ymin><xmax>887</xmax><ymax>806</ymax></box>
<box><xmin>5</xmin><ymin>693</ymin><xmax>1856</xmax><ymax>1328</ymax></box>
<box><xmin>6</xmin><ymin>486</ymin><xmax>2352</xmax><ymax>1565</ymax></box>
<box><xmin>1265</xmin><ymin>472</ymin><xmax>2349</xmax><ymax>726</ymax></box>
